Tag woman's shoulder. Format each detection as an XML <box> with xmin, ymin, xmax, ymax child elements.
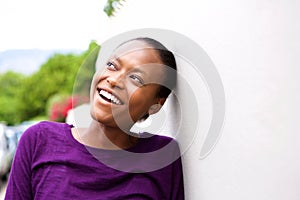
<box><xmin>135</xmin><ymin>133</ymin><xmax>180</xmax><ymax>152</ymax></box>
<box><xmin>20</xmin><ymin>121</ymin><xmax>72</xmax><ymax>142</ymax></box>
<box><xmin>34</xmin><ymin>120</ymin><xmax>71</xmax><ymax>129</ymax></box>
<box><xmin>17</xmin><ymin>121</ymin><xmax>73</xmax><ymax>154</ymax></box>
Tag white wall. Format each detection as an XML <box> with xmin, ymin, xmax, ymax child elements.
<box><xmin>92</xmin><ymin>0</ymin><xmax>300</xmax><ymax>199</ymax></box>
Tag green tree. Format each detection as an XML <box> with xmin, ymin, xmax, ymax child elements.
<box><xmin>17</xmin><ymin>41</ymin><xmax>100</xmax><ymax>122</ymax></box>
<box><xmin>0</xmin><ymin>71</ymin><xmax>25</xmax><ymax>125</ymax></box>
<box><xmin>17</xmin><ymin>53</ymin><xmax>83</xmax><ymax>121</ymax></box>
<box><xmin>73</xmin><ymin>41</ymin><xmax>100</xmax><ymax>98</ymax></box>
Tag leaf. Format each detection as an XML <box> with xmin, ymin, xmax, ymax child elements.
<box><xmin>103</xmin><ymin>0</ymin><xmax>126</xmax><ymax>17</ymax></box>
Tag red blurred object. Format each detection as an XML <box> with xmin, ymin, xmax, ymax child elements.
<box><xmin>49</xmin><ymin>95</ymin><xmax>89</xmax><ymax>122</ymax></box>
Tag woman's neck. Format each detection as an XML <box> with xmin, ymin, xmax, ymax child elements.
<box><xmin>72</xmin><ymin>120</ymin><xmax>138</xmax><ymax>150</ymax></box>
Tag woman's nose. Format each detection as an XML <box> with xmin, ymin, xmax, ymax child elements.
<box><xmin>106</xmin><ymin>73</ymin><xmax>125</xmax><ymax>89</ymax></box>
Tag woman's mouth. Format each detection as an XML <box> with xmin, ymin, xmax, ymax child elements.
<box><xmin>97</xmin><ymin>88</ymin><xmax>123</xmax><ymax>105</ymax></box>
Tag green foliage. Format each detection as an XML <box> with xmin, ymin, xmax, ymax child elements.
<box><xmin>73</xmin><ymin>42</ymin><xmax>100</xmax><ymax>98</ymax></box>
<box><xmin>0</xmin><ymin>41</ymin><xmax>100</xmax><ymax>125</ymax></box>
<box><xmin>0</xmin><ymin>71</ymin><xmax>25</xmax><ymax>125</ymax></box>
<box><xmin>28</xmin><ymin>115</ymin><xmax>48</xmax><ymax>122</ymax></box>
<box><xmin>103</xmin><ymin>0</ymin><xmax>125</xmax><ymax>17</ymax></box>
<box><xmin>17</xmin><ymin>53</ymin><xmax>83</xmax><ymax>121</ymax></box>
<box><xmin>18</xmin><ymin>41</ymin><xmax>101</xmax><ymax>123</ymax></box>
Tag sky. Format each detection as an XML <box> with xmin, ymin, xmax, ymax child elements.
<box><xmin>0</xmin><ymin>0</ymin><xmax>109</xmax><ymax>52</ymax></box>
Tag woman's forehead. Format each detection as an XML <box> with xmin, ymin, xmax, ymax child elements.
<box><xmin>116</xmin><ymin>40</ymin><xmax>148</xmax><ymax>50</ymax></box>
<box><xmin>111</xmin><ymin>49</ymin><xmax>161</xmax><ymax>64</ymax></box>
<box><xmin>110</xmin><ymin>48</ymin><xmax>162</xmax><ymax>69</ymax></box>
<box><xmin>112</xmin><ymin>50</ymin><xmax>165</xmax><ymax>80</ymax></box>
<box><xmin>112</xmin><ymin>40</ymin><xmax>156</xmax><ymax>57</ymax></box>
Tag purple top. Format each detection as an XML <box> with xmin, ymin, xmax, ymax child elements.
<box><xmin>5</xmin><ymin>121</ymin><xmax>184</xmax><ymax>199</ymax></box>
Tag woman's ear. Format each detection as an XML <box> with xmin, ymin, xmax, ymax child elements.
<box><xmin>148</xmin><ymin>98</ymin><xmax>166</xmax><ymax>115</ymax></box>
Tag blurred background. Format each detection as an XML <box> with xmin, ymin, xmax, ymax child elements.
<box><xmin>1</xmin><ymin>0</ymin><xmax>300</xmax><ymax>199</ymax></box>
<box><xmin>0</xmin><ymin>0</ymin><xmax>108</xmax><ymax>197</ymax></box>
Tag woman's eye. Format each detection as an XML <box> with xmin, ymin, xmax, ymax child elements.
<box><xmin>106</xmin><ymin>62</ymin><xmax>117</xmax><ymax>70</ymax></box>
<box><xmin>129</xmin><ymin>75</ymin><xmax>144</xmax><ymax>85</ymax></box>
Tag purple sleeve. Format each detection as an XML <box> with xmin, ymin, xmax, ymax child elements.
<box><xmin>5</xmin><ymin>124</ymin><xmax>38</xmax><ymax>200</ymax></box>
<box><xmin>171</xmin><ymin>152</ymin><xmax>185</xmax><ymax>199</ymax></box>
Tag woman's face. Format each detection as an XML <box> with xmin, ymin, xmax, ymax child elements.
<box><xmin>90</xmin><ymin>41</ymin><xmax>166</xmax><ymax>129</ymax></box>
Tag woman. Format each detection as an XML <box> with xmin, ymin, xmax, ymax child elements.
<box><xmin>5</xmin><ymin>37</ymin><xmax>184</xmax><ymax>199</ymax></box>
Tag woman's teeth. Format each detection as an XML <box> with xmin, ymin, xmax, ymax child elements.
<box><xmin>99</xmin><ymin>89</ymin><xmax>122</xmax><ymax>105</ymax></box>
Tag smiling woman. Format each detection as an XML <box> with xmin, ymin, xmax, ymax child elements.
<box><xmin>5</xmin><ymin>37</ymin><xmax>184</xmax><ymax>199</ymax></box>
<box><xmin>90</xmin><ymin>39</ymin><xmax>173</xmax><ymax>130</ymax></box>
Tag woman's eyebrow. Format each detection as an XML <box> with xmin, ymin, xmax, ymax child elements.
<box><xmin>130</xmin><ymin>67</ymin><xmax>146</xmax><ymax>75</ymax></box>
<box><xmin>111</xmin><ymin>56</ymin><xmax>123</xmax><ymax>65</ymax></box>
